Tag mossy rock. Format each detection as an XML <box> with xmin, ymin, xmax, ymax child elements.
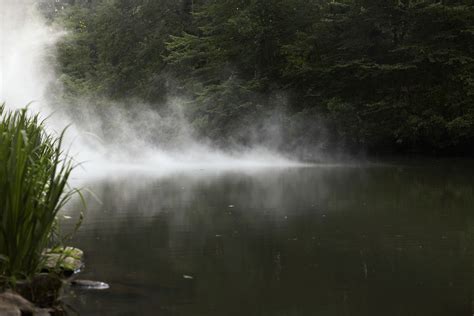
<box><xmin>42</xmin><ymin>247</ymin><xmax>84</xmax><ymax>277</ymax></box>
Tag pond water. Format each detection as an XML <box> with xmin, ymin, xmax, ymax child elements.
<box><xmin>62</xmin><ymin>159</ymin><xmax>473</xmax><ymax>316</ymax></box>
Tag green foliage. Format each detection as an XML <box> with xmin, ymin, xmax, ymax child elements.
<box><xmin>55</xmin><ymin>0</ymin><xmax>190</xmax><ymax>103</ymax></box>
<box><xmin>166</xmin><ymin>0</ymin><xmax>474</xmax><ymax>153</ymax></box>
<box><xmin>0</xmin><ymin>105</ymin><xmax>78</xmax><ymax>280</ymax></box>
<box><xmin>53</xmin><ymin>0</ymin><xmax>474</xmax><ymax>154</ymax></box>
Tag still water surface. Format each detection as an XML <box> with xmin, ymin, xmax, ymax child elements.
<box><xmin>63</xmin><ymin>160</ymin><xmax>473</xmax><ymax>316</ymax></box>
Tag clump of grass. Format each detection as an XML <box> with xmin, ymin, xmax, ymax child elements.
<box><xmin>0</xmin><ymin>104</ymin><xmax>79</xmax><ymax>281</ymax></box>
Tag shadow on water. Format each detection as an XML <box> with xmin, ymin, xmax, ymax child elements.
<box><xmin>61</xmin><ymin>160</ymin><xmax>474</xmax><ymax>316</ymax></box>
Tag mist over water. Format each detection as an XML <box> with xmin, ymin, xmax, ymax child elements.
<box><xmin>3</xmin><ymin>3</ymin><xmax>472</xmax><ymax>315</ymax></box>
<box><xmin>0</xmin><ymin>0</ymin><xmax>303</xmax><ymax>181</ymax></box>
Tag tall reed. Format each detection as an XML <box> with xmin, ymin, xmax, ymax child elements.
<box><xmin>0</xmin><ymin>104</ymin><xmax>77</xmax><ymax>280</ymax></box>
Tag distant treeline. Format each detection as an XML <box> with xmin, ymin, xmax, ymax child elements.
<box><xmin>41</xmin><ymin>0</ymin><xmax>474</xmax><ymax>155</ymax></box>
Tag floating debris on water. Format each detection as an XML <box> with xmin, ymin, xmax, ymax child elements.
<box><xmin>71</xmin><ymin>280</ymin><xmax>110</xmax><ymax>290</ymax></box>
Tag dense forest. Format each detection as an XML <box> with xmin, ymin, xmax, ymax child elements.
<box><xmin>39</xmin><ymin>0</ymin><xmax>474</xmax><ymax>156</ymax></box>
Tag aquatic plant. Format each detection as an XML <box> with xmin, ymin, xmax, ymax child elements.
<box><xmin>0</xmin><ymin>104</ymin><xmax>79</xmax><ymax>281</ymax></box>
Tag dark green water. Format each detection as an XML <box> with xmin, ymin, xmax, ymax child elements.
<box><xmin>63</xmin><ymin>160</ymin><xmax>474</xmax><ymax>316</ymax></box>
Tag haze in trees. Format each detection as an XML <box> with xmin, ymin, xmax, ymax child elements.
<box><xmin>45</xmin><ymin>0</ymin><xmax>474</xmax><ymax>156</ymax></box>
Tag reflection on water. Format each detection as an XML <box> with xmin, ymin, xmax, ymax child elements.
<box><xmin>62</xmin><ymin>160</ymin><xmax>474</xmax><ymax>316</ymax></box>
